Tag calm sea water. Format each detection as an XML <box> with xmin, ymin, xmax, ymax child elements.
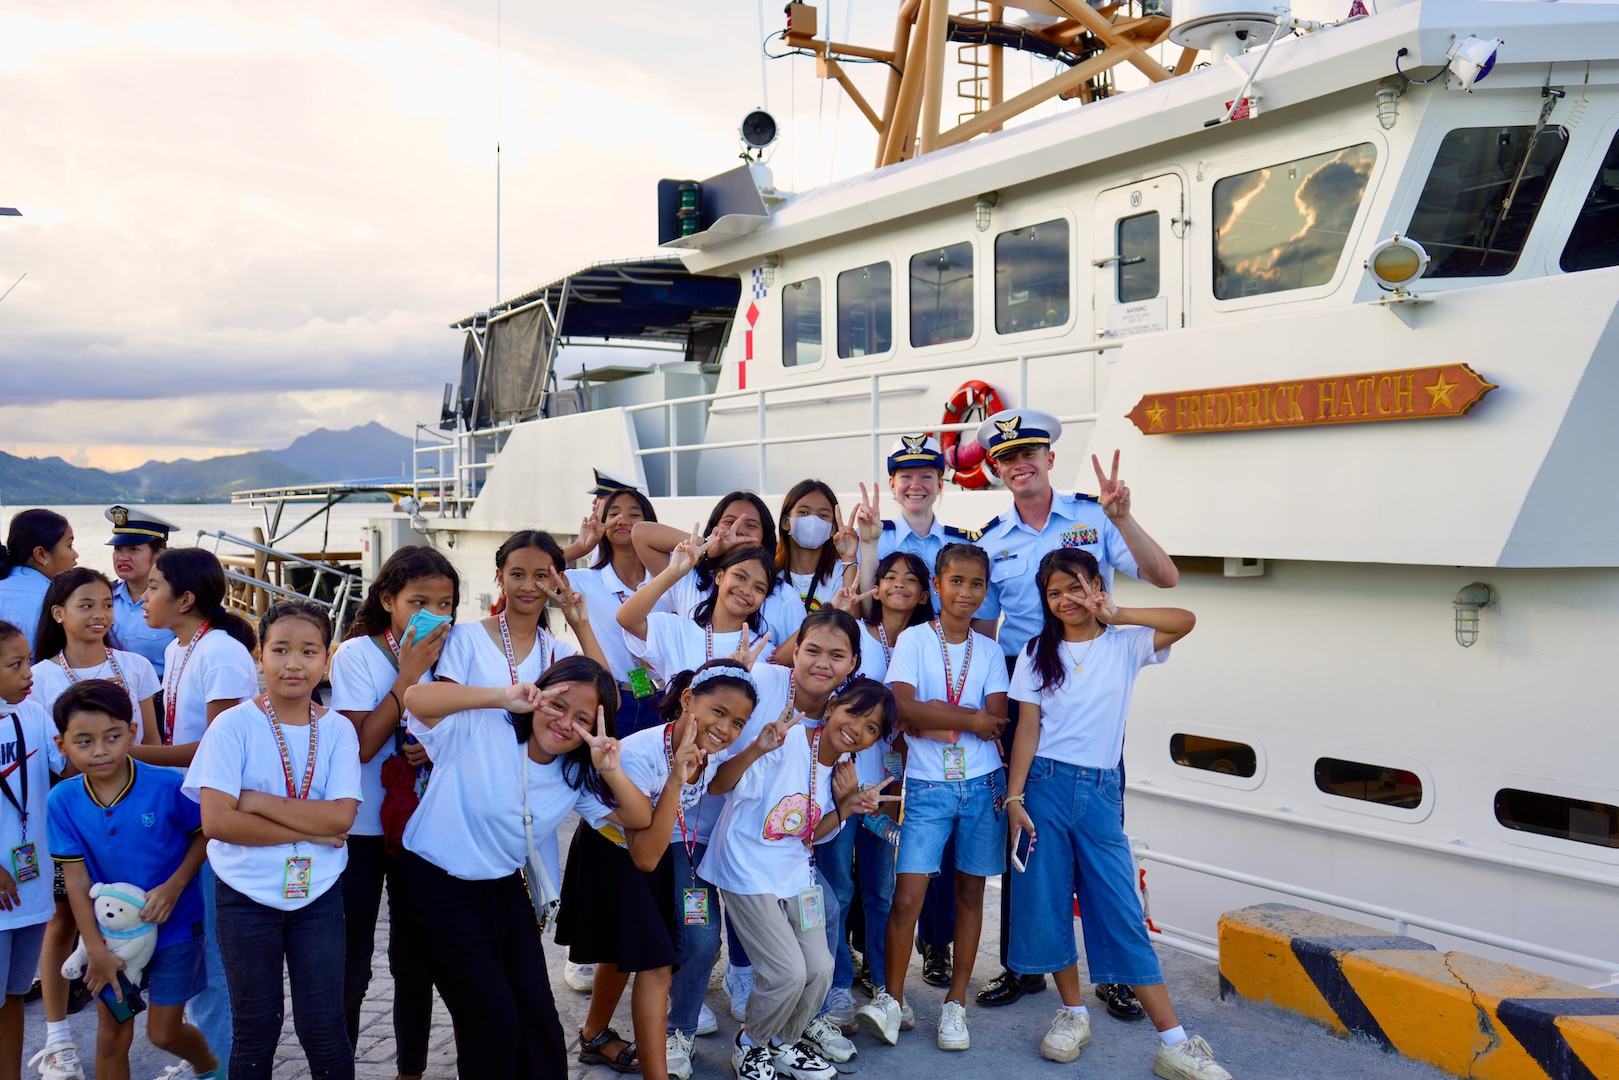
<box><xmin>15</xmin><ymin>503</ymin><xmax>388</xmax><ymax>576</ymax></box>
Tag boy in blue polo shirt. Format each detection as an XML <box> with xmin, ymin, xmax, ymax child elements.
<box><xmin>46</xmin><ymin>679</ymin><xmax>218</xmax><ymax>1080</ymax></box>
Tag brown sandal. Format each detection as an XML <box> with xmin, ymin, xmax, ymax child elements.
<box><xmin>579</xmin><ymin>1027</ymin><xmax>640</xmax><ymax>1073</ymax></box>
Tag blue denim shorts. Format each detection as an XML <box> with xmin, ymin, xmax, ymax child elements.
<box><xmin>0</xmin><ymin>922</ymin><xmax>46</xmax><ymax>996</ymax></box>
<box><xmin>1006</xmin><ymin>758</ymin><xmax>1162</xmax><ymax>986</ymax></box>
<box><xmin>896</xmin><ymin>770</ymin><xmax>1007</xmax><ymax>879</ymax></box>
<box><xmin>144</xmin><ymin>935</ymin><xmax>208</xmax><ymax>1007</ymax></box>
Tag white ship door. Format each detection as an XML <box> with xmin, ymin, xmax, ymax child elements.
<box><xmin>1092</xmin><ymin>175</ymin><xmax>1184</xmax><ymax>340</ymax></box>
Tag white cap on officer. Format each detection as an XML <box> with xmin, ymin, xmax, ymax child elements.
<box><xmin>975</xmin><ymin>409</ymin><xmax>1063</xmax><ymax>458</ymax></box>
<box><xmin>105</xmin><ymin>505</ymin><xmax>180</xmax><ymax>547</ymax></box>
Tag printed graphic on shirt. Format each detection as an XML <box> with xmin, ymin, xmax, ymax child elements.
<box><xmin>761</xmin><ymin>792</ymin><xmax>820</xmax><ymax>841</ymax></box>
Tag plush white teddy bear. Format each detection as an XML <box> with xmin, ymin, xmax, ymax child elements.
<box><xmin>60</xmin><ymin>882</ymin><xmax>158</xmax><ymax>987</ymax></box>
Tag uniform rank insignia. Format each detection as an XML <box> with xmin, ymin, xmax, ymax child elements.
<box><xmin>1062</xmin><ymin>528</ymin><xmax>1099</xmax><ymax>548</ymax></box>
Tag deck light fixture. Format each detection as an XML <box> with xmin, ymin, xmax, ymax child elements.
<box><xmin>1446</xmin><ymin>35</ymin><xmax>1502</xmax><ymax>92</ymax></box>
<box><xmin>761</xmin><ymin>254</ymin><xmax>779</xmax><ymax>287</ymax></box>
<box><xmin>1453</xmin><ymin>583</ymin><xmax>1493</xmax><ymax>647</ymax></box>
<box><xmin>975</xmin><ymin>192</ymin><xmax>998</xmax><ymax>232</ymax></box>
<box><xmin>1365</xmin><ymin>235</ymin><xmax>1429</xmax><ymax>293</ymax></box>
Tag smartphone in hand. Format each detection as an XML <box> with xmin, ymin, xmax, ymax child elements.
<box><xmin>1011</xmin><ymin>828</ymin><xmax>1034</xmax><ymax>873</ymax></box>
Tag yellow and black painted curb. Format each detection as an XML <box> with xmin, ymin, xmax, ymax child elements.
<box><xmin>1218</xmin><ymin>904</ymin><xmax>1619</xmax><ymax>1080</ymax></box>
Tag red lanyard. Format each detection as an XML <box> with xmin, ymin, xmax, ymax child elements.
<box><xmin>933</xmin><ymin>619</ymin><xmax>971</xmax><ymax>707</ymax></box>
<box><xmin>875</xmin><ymin>622</ymin><xmax>893</xmax><ymax>665</ymax></box>
<box><xmin>704</xmin><ymin>622</ymin><xmax>747</xmax><ymax>662</ymax></box>
<box><xmin>663</xmin><ymin>722</ymin><xmax>702</xmax><ymax>878</ymax></box>
<box><xmin>263</xmin><ymin>695</ymin><xmax>319</xmax><ymax>800</ymax></box>
<box><xmin>497</xmin><ymin>612</ymin><xmax>544</xmax><ymax>686</ymax></box>
<box><xmin>57</xmin><ymin>649</ymin><xmax>126</xmax><ymax>689</ymax></box>
<box><xmin>383</xmin><ymin>628</ymin><xmax>401</xmax><ymax>660</ymax></box>
<box><xmin>806</xmin><ymin>727</ymin><xmax>824</xmax><ymax>867</ymax></box>
<box><xmin>163</xmin><ymin>621</ymin><xmax>211</xmax><ymax>745</ymax></box>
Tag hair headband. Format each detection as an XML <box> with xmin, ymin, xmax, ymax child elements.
<box><xmin>690</xmin><ymin>664</ymin><xmax>756</xmax><ymax>693</ymax></box>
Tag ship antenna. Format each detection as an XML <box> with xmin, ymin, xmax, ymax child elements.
<box><xmin>495</xmin><ymin>0</ymin><xmax>503</xmax><ymax>305</ymax></box>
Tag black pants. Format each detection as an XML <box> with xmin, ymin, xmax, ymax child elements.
<box><xmin>342</xmin><ymin>835</ymin><xmax>434</xmax><ymax>1074</ymax></box>
<box><xmin>393</xmin><ymin>849</ymin><xmax>566</xmax><ymax>1078</ymax></box>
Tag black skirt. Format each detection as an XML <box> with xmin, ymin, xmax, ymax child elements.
<box><xmin>555</xmin><ymin>819</ymin><xmax>677</xmax><ymax>972</ymax></box>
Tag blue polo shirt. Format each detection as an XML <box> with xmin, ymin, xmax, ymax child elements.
<box><xmin>47</xmin><ymin>759</ymin><xmax>205</xmax><ymax>949</ymax></box>
<box><xmin>874</xmin><ymin>517</ymin><xmax>983</xmax><ymax>609</ymax></box>
<box><xmin>0</xmin><ymin>567</ymin><xmax>50</xmax><ymax>657</ymax></box>
<box><xmin>111</xmin><ymin>580</ymin><xmax>173</xmax><ymax>678</ymax></box>
<box><xmin>975</xmin><ymin>492</ymin><xmax>1139</xmax><ymax>657</ymax></box>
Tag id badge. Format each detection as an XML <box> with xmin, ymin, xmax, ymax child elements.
<box><xmin>284</xmin><ymin>856</ymin><xmax>312</xmax><ymax>901</ymax></box>
<box><xmin>682</xmin><ymin>887</ymin><xmax>710</xmax><ymax>926</ymax></box>
<box><xmin>10</xmin><ymin>843</ymin><xmax>38</xmax><ymax>883</ymax></box>
<box><xmin>942</xmin><ymin>745</ymin><xmax>967</xmax><ymax>782</ymax></box>
<box><xmin>883</xmin><ymin>752</ymin><xmax>903</xmax><ymax>784</ymax></box>
<box><xmin>628</xmin><ymin>665</ymin><xmax>656</xmax><ymax>699</ymax></box>
<box><xmin>795</xmin><ymin>884</ymin><xmax>825</xmax><ymax>932</ymax></box>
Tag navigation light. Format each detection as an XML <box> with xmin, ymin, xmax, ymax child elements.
<box><xmin>1446</xmin><ymin>36</ymin><xmax>1501</xmax><ymax>92</ymax></box>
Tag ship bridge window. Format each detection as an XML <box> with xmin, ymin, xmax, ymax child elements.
<box><xmin>782</xmin><ymin>278</ymin><xmax>823</xmax><ymax>367</ymax></box>
<box><xmin>1314</xmin><ymin>756</ymin><xmax>1422</xmax><ymax>810</ymax></box>
<box><xmin>1213</xmin><ymin>143</ymin><xmax>1376</xmax><ymax>299</ymax></box>
<box><xmin>1409</xmin><ymin>125</ymin><xmax>1567</xmax><ymax>277</ymax></box>
<box><xmin>910</xmin><ymin>243</ymin><xmax>975</xmax><ymax>346</ymax></box>
<box><xmin>1560</xmin><ymin>127</ymin><xmax>1619</xmax><ymax>272</ymax></box>
<box><xmin>1170</xmin><ymin>734</ymin><xmax>1257</xmax><ymax>778</ymax></box>
<box><xmin>996</xmin><ymin>219</ymin><xmax>1071</xmax><ymax>333</ymax></box>
<box><xmin>1116</xmin><ymin>212</ymin><xmax>1161</xmax><ymax>303</ymax></box>
<box><xmin>1496</xmin><ymin>789</ymin><xmax>1618</xmax><ymax>849</ymax></box>
<box><xmin>837</xmin><ymin>262</ymin><xmax>893</xmax><ymax>358</ymax></box>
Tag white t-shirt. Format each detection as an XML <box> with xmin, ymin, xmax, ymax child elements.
<box><xmin>435</xmin><ymin>619</ymin><xmax>576</xmax><ymax>687</ymax></box>
<box><xmin>566</xmin><ymin>565</ymin><xmax>665</xmax><ymax>683</ymax></box>
<box><xmin>326</xmin><ymin>636</ymin><xmax>434</xmax><ymax>837</ymax></box>
<box><xmin>164</xmin><ymin>630</ymin><xmax>259</xmax><ymax>747</ymax></box>
<box><xmin>625</xmin><ymin>612</ymin><xmax>755</xmax><ymax>686</ymax></box>
<box><xmin>1008</xmin><ymin>626</ymin><xmax>1169</xmax><ymax>769</ymax></box>
<box><xmin>699</xmin><ymin>726</ymin><xmax>841</xmax><ymax>900</ymax></box>
<box><xmin>665</xmin><ymin>570</ymin><xmax>804</xmax><ymax>653</ymax></box>
<box><xmin>30</xmin><ymin>650</ymin><xmax>159</xmax><ymax>744</ymax></box>
<box><xmin>886</xmin><ymin>623</ymin><xmax>1009</xmax><ymax>782</ymax></box>
<box><xmin>0</xmin><ymin>700</ymin><xmax>66</xmax><ymax>930</ymax></box>
<box><xmin>182</xmin><ymin>701</ymin><xmax>363</xmax><ymax>911</ymax></box>
<box><xmin>616</xmin><ymin>723</ymin><xmax>722</xmax><ymax>846</ymax></box>
<box><xmin>403</xmin><ymin>707</ymin><xmax>611</xmax><ymax>880</ymax></box>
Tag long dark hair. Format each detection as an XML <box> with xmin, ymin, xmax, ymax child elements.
<box><xmin>777</xmin><ymin>479</ymin><xmax>840</xmax><ymax>611</ymax></box>
<box><xmin>347</xmin><ymin>546</ymin><xmax>461</xmax><ymax>640</ymax></box>
<box><xmin>1026</xmin><ymin>548</ymin><xmax>1104</xmax><ymax>694</ymax></box>
<box><xmin>153</xmin><ymin>548</ymin><xmax>259</xmax><ymax>653</ymax></box>
<box><xmin>694</xmin><ymin>492</ymin><xmax>777</xmax><ymax>591</ymax></box>
<box><xmin>506</xmin><ymin>656</ymin><xmax>620</xmax><ymax>806</ymax></box>
<box><xmin>1</xmin><ymin>509</ymin><xmax>70</xmax><ymax>580</ymax></box>
<box><xmin>691</xmin><ymin>546</ymin><xmax>774</xmax><ymax>632</ymax></box>
<box><xmin>35</xmin><ymin>568</ymin><xmax>117</xmax><ymax>663</ymax></box>
<box><xmin>493</xmin><ymin>530</ymin><xmax>565</xmax><ymax>632</ymax></box>
<box><xmin>658</xmin><ymin>658</ymin><xmax>759</xmax><ymax>724</ymax></box>
<box><xmin>863</xmin><ymin>551</ymin><xmax>934</xmax><ymax>630</ymax></box>
<box><xmin>591</xmin><ymin>490</ymin><xmax>658</xmax><ymax>570</ymax></box>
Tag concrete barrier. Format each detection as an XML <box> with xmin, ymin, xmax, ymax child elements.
<box><xmin>1217</xmin><ymin>903</ymin><xmax>1619</xmax><ymax>1080</ymax></box>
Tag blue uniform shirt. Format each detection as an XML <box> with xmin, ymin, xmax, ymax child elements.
<box><xmin>111</xmin><ymin>580</ymin><xmax>173</xmax><ymax>678</ymax></box>
<box><xmin>47</xmin><ymin>759</ymin><xmax>205</xmax><ymax>949</ymax></box>
<box><xmin>975</xmin><ymin>492</ymin><xmax>1139</xmax><ymax>657</ymax></box>
<box><xmin>0</xmin><ymin>567</ymin><xmax>51</xmax><ymax>656</ymax></box>
<box><xmin>875</xmin><ymin>517</ymin><xmax>983</xmax><ymax>610</ymax></box>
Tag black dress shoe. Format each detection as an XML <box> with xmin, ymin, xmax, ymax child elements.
<box><xmin>920</xmin><ymin>943</ymin><xmax>953</xmax><ymax>988</ymax></box>
<box><xmin>975</xmin><ymin>968</ymin><xmax>1046</xmax><ymax>1007</ymax></box>
<box><xmin>1095</xmin><ymin>982</ymin><xmax>1145</xmax><ymax>1021</ymax></box>
<box><xmin>854</xmin><ymin>958</ymin><xmax>875</xmax><ymax>999</ymax></box>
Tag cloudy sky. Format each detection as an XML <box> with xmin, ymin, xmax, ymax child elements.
<box><xmin>2</xmin><ymin>0</ymin><xmax>1260</xmax><ymax>471</ymax></box>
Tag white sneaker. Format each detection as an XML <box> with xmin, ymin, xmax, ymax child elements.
<box><xmin>725</xmin><ymin>966</ymin><xmax>755</xmax><ymax>1023</ymax></box>
<box><xmin>1040</xmin><ymin>1010</ymin><xmax>1092</xmax><ymax>1063</ymax></box>
<box><xmin>770</xmin><ymin>1039</ymin><xmax>837</xmax><ymax>1080</ymax></box>
<box><xmin>803</xmin><ymin>1015</ymin><xmax>857</xmax><ymax>1063</ymax></box>
<box><xmin>667</xmin><ymin>1031</ymin><xmax>695</xmax><ymax>1080</ymax></box>
<box><xmin>150</xmin><ymin>1066</ymin><xmax>196</xmax><ymax>1080</ymax></box>
<box><xmin>936</xmin><ymin>1000</ymin><xmax>970</xmax><ymax>1051</ymax></box>
<box><xmin>564</xmin><ymin>960</ymin><xmax>596</xmax><ymax>993</ymax></box>
<box><xmin>900</xmin><ymin>998</ymin><xmax>916</xmax><ymax>1031</ymax></box>
<box><xmin>1154</xmin><ymin>1035</ymin><xmax>1234</xmax><ymax>1080</ymax></box>
<box><xmin>697</xmin><ymin>1001</ymin><xmax>719</xmax><ymax>1036</ymax></box>
<box><xmin>733</xmin><ymin>1032</ymin><xmax>776</xmax><ymax>1080</ymax></box>
<box><xmin>30</xmin><ymin>1043</ymin><xmax>85</xmax><ymax>1080</ymax></box>
<box><xmin>823</xmin><ymin>985</ymin><xmax>858</xmax><ymax>1034</ymax></box>
<box><xmin>855</xmin><ymin>990</ymin><xmax>901</xmax><ymax>1046</ymax></box>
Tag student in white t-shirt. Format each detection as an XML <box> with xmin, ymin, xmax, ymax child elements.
<box><xmin>1001</xmin><ymin>549</ymin><xmax>1228</xmax><ymax>1079</ymax></box>
<box><xmin>703</xmin><ymin>677</ymin><xmax>898</xmax><ymax>1080</ymax></box>
<box><xmin>773</xmin><ymin>480</ymin><xmax>860</xmax><ymax>624</ymax></box>
<box><xmin>0</xmin><ymin>621</ymin><xmax>67</xmax><ymax>1080</ymax></box>
<box><xmin>328</xmin><ymin>545</ymin><xmax>460</xmax><ymax>1080</ymax></box>
<box><xmin>859</xmin><ymin>543</ymin><xmax>1009</xmax><ymax>1054</ymax></box>
<box><xmin>183</xmin><ymin>600</ymin><xmax>363</xmax><ymax>1080</ymax></box>
<box><xmin>132</xmin><ymin>546</ymin><xmax>260</xmax><ymax>1073</ymax></box>
<box><xmin>399</xmin><ymin>656</ymin><xmax>653</xmax><ymax>1079</ymax></box>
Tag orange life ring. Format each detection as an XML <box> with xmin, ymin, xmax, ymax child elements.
<box><xmin>936</xmin><ymin>380</ymin><xmax>1005</xmax><ymax>490</ymax></box>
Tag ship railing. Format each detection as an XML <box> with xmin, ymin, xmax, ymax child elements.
<box><xmin>196</xmin><ymin>529</ymin><xmax>362</xmax><ymax>641</ymax></box>
<box><xmin>1127</xmin><ymin>838</ymin><xmax>1619</xmax><ymax>987</ymax></box>
<box><xmin>620</xmin><ymin>340</ymin><xmax>1122</xmax><ymax>496</ymax></box>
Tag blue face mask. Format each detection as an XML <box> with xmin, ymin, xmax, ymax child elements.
<box><xmin>405</xmin><ymin>609</ymin><xmax>454</xmax><ymax>643</ymax></box>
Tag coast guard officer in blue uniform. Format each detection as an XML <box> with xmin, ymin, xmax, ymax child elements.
<box><xmin>969</xmin><ymin>409</ymin><xmax>1177</xmax><ymax>1017</ymax></box>
<box><xmin>105</xmin><ymin>505</ymin><xmax>179</xmax><ymax>678</ymax></box>
<box><xmin>859</xmin><ymin>435</ymin><xmax>982</xmax><ymax>608</ymax></box>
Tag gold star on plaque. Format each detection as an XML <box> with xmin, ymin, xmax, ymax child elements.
<box><xmin>1425</xmin><ymin>373</ymin><xmax>1457</xmax><ymax>410</ymax></box>
<box><xmin>1144</xmin><ymin>399</ymin><xmax>1167</xmax><ymax>430</ymax></box>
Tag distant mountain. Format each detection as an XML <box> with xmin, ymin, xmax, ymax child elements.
<box><xmin>3</xmin><ymin>423</ymin><xmax>413</xmax><ymax>503</ymax></box>
<box><xmin>267</xmin><ymin>422</ymin><xmax>412</xmax><ymax>482</ymax></box>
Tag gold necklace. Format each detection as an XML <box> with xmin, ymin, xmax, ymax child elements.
<box><xmin>1064</xmin><ymin>628</ymin><xmax>1104</xmax><ymax>674</ymax></box>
